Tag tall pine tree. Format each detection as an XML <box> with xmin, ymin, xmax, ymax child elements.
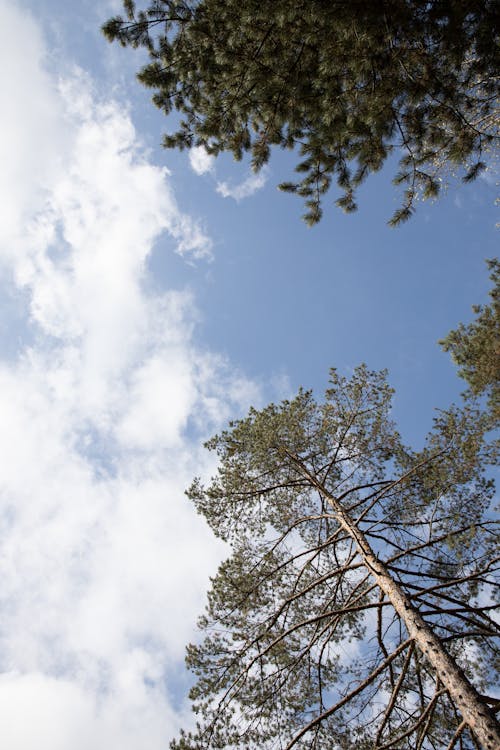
<box><xmin>173</xmin><ymin>367</ymin><xmax>499</xmax><ymax>749</ymax></box>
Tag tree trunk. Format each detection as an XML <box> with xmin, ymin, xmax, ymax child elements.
<box><xmin>293</xmin><ymin>457</ymin><xmax>500</xmax><ymax>750</ymax></box>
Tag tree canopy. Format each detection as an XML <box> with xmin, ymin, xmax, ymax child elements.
<box><xmin>103</xmin><ymin>0</ymin><xmax>499</xmax><ymax>224</ymax></box>
<box><xmin>172</xmin><ymin>366</ymin><xmax>499</xmax><ymax>750</ymax></box>
<box><xmin>440</xmin><ymin>258</ymin><xmax>500</xmax><ymax>422</ymax></box>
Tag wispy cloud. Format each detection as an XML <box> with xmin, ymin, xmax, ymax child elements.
<box><xmin>0</xmin><ymin>2</ymin><xmax>261</xmax><ymax>747</ymax></box>
<box><xmin>216</xmin><ymin>166</ymin><xmax>269</xmax><ymax>201</ymax></box>
<box><xmin>187</xmin><ymin>145</ymin><xmax>269</xmax><ymax>202</ymax></box>
<box><xmin>479</xmin><ymin>163</ymin><xmax>498</xmax><ymax>187</ymax></box>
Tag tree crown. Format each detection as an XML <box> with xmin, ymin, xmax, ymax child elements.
<box><xmin>103</xmin><ymin>0</ymin><xmax>499</xmax><ymax>224</ymax></box>
<box><xmin>440</xmin><ymin>258</ymin><xmax>500</xmax><ymax>422</ymax></box>
<box><xmin>175</xmin><ymin>366</ymin><xmax>499</xmax><ymax>749</ymax></box>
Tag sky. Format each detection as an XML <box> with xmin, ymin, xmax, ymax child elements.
<box><xmin>0</xmin><ymin>0</ymin><xmax>497</xmax><ymax>747</ymax></box>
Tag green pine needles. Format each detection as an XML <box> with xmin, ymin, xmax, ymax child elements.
<box><xmin>103</xmin><ymin>0</ymin><xmax>499</xmax><ymax>224</ymax></box>
<box><xmin>440</xmin><ymin>259</ymin><xmax>500</xmax><ymax>422</ymax></box>
<box><xmin>172</xmin><ymin>366</ymin><xmax>499</xmax><ymax>750</ymax></box>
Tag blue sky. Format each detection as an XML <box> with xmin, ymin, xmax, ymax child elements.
<box><xmin>0</xmin><ymin>0</ymin><xmax>497</xmax><ymax>747</ymax></box>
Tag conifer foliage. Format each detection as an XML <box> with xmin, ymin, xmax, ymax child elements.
<box><xmin>440</xmin><ymin>259</ymin><xmax>500</xmax><ymax>422</ymax></box>
<box><xmin>103</xmin><ymin>0</ymin><xmax>498</xmax><ymax>224</ymax></box>
<box><xmin>173</xmin><ymin>367</ymin><xmax>499</xmax><ymax>750</ymax></box>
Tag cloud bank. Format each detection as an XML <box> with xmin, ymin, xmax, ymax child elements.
<box><xmin>0</xmin><ymin>2</ymin><xmax>261</xmax><ymax>747</ymax></box>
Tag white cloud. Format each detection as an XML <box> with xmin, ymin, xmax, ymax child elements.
<box><xmin>187</xmin><ymin>143</ymin><xmax>269</xmax><ymax>203</ymax></box>
<box><xmin>0</xmin><ymin>1</ymin><xmax>64</xmax><ymax>264</ymax></box>
<box><xmin>216</xmin><ymin>166</ymin><xmax>269</xmax><ymax>201</ymax></box>
<box><xmin>479</xmin><ymin>162</ymin><xmax>498</xmax><ymax>187</ymax></box>
<box><xmin>0</xmin><ymin>2</ymin><xmax>262</xmax><ymax>747</ymax></box>
<box><xmin>0</xmin><ymin>670</ymin><xmax>183</xmax><ymax>750</ymax></box>
<box><xmin>188</xmin><ymin>145</ymin><xmax>215</xmax><ymax>176</ymax></box>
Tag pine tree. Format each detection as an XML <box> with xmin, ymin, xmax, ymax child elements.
<box><xmin>440</xmin><ymin>259</ymin><xmax>500</xmax><ymax>423</ymax></box>
<box><xmin>103</xmin><ymin>0</ymin><xmax>499</xmax><ymax>224</ymax></box>
<box><xmin>173</xmin><ymin>367</ymin><xmax>499</xmax><ymax>749</ymax></box>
